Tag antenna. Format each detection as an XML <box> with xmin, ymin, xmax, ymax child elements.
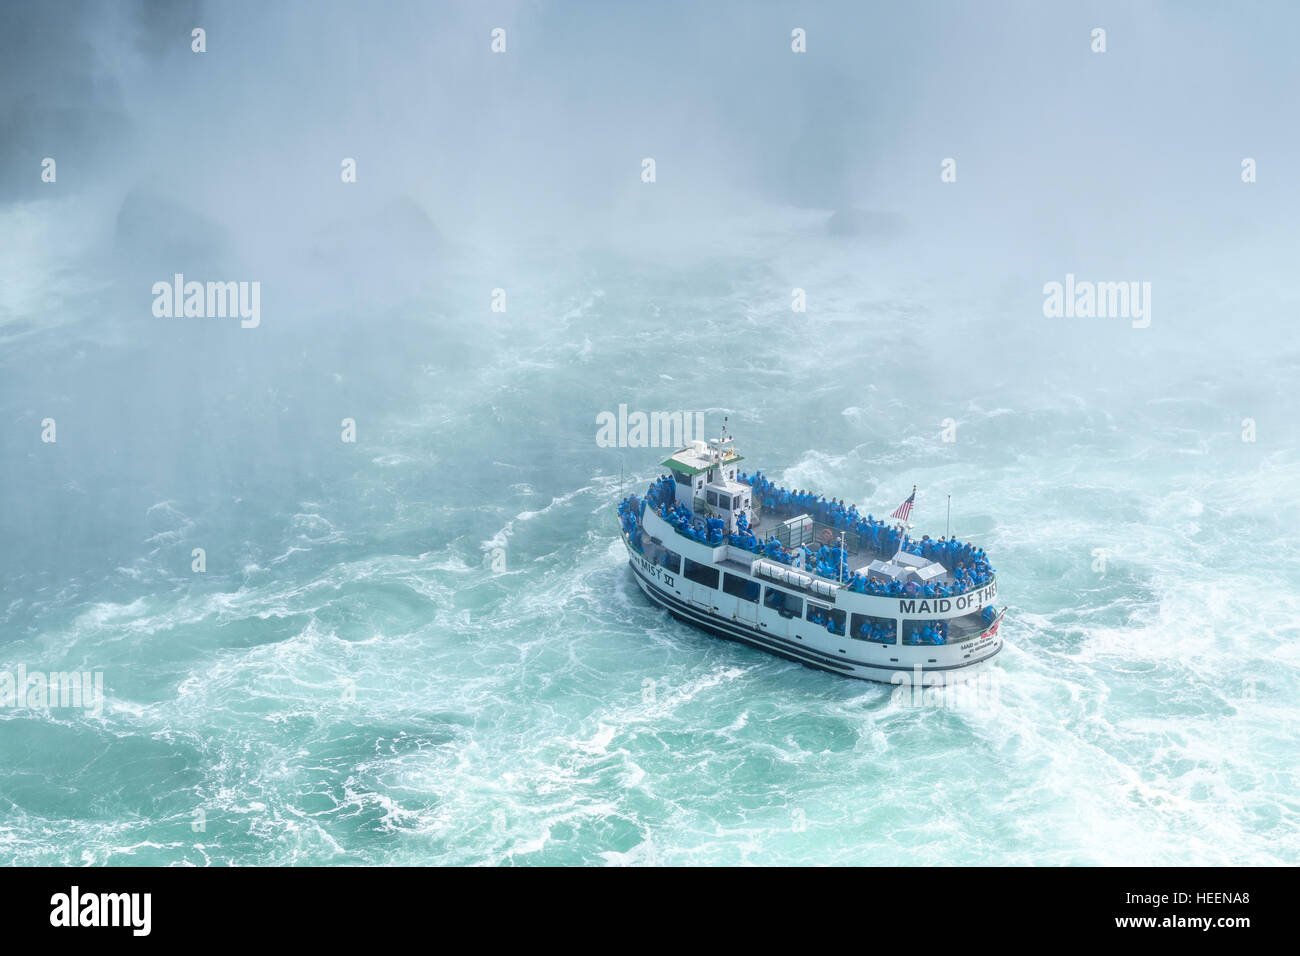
<box><xmin>710</xmin><ymin>416</ymin><xmax>728</xmax><ymax>465</ymax></box>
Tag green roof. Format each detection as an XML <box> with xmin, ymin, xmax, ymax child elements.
<box><xmin>661</xmin><ymin>453</ymin><xmax>745</xmax><ymax>477</ymax></box>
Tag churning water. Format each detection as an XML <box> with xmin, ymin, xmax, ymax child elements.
<box><xmin>1</xmin><ymin>1</ymin><xmax>1297</xmax><ymax>865</ymax></box>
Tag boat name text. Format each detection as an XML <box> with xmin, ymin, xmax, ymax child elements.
<box><xmin>898</xmin><ymin>581</ymin><xmax>997</xmax><ymax>615</ymax></box>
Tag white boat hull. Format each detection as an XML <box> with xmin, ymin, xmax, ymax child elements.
<box><xmin>622</xmin><ymin>524</ymin><xmax>1003</xmax><ymax>685</ymax></box>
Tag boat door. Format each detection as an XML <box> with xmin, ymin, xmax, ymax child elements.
<box><xmin>690</xmin><ymin>582</ymin><xmax>718</xmax><ymax>615</ymax></box>
<box><xmin>733</xmin><ymin>589</ymin><xmax>758</xmax><ymax>627</ymax></box>
<box><xmin>722</xmin><ymin>572</ymin><xmax>760</xmax><ymax>627</ymax></box>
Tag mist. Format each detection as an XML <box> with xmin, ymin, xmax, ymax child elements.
<box><xmin>2</xmin><ymin>0</ymin><xmax>1296</xmax><ymax>598</ymax></box>
<box><xmin>2</xmin><ymin>0</ymin><xmax>1299</xmax><ymax>868</ymax></box>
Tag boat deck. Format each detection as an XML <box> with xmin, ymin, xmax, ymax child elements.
<box><xmin>717</xmin><ymin>556</ymin><xmax>756</xmax><ymax>575</ymax></box>
<box><xmin>750</xmin><ymin>508</ymin><xmax>970</xmax><ymax>589</ymax></box>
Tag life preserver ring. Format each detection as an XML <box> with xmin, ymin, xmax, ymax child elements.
<box><xmin>819</xmin><ymin>528</ymin><xmax>834</xmax><ymax>544</ymax></box>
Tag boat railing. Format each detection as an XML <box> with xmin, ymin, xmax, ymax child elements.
<box><xmin>770</xmin><ymin>514</ymin><xmax>815</xmax><ymax>550</ymax></box>
<box><xmin>646</xmin><ymin>497</ymin><xmax>995</xmax><ymax>599</ymax></box>
<box><xmin>692</xmin><ymin>495</ymin><xmax>719</xmax><ymax>519</ymax></box>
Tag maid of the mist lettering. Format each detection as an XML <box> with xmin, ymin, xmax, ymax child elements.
<box><xmin>152</xmin><ymin>274</ymin><xmax>261</xmax><ymax>328</ymax></box>
<box><xmin>899</xmin><ymin>581</ymin><xmax>997</xmax><ymax>616</ymax></box>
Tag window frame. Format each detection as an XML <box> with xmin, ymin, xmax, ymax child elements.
<box><xmin>763</xmin><ymin>585</ymin><xmax>803</xmax><ymax>619</ymax></box>
<box><xmin>850</xmin><ymin>611</ymin><xmax>896</xmax><ymax>644</ymax></box>
<box><xmin>806</xmin><ymin>601</ymin><xmax>846</xmax><ymax>633</ymax></box>
<box><xmin>683</xmin><ymin>557</ymin><xmax>719</xmax><ymax>589</ymax></box>
<box><xmin>723</xmin><ymin>573</ymin><xmax>760</xmax><ymax>603</ymax></box>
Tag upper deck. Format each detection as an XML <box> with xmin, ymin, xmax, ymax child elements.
<box><xmin>617</xmin><ymin>441</ymin><xmax>1000</xmax><ymax>628</ymax></box>
<box><xmin>660</xmin><ymin>439</ymin><xmax>744</xmax><ymax>477</ymax></box>
<box><xmin>634</xmin><ymin>484</ymin><xmax>995</xmax><ymax>597</ymax></box>
<box><xmin>618</xmin><ymin>438</ymin><xmax>1003</xmax><ymax>661</ymax></box>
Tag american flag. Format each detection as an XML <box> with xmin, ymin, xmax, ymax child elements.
<box><xmin>890</xmin><ymin>487</ymin><xmax>916</xmax><ymax>522</ymax></box>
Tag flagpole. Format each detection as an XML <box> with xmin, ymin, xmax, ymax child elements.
<box><xmin>907</xmin><ymin>485</ymin><xmax>916</xmax><ymax>551</ymax></box>
<box><xmin>912</xmin><ymin>484</ymin><xmax>917</xmax><ymax>552</ymax></box>
<box><xmin>946</xmin><ymin>494</ymin><xmax>951</xmax><ymax>540</ymax></box>
<box><xmin>891</xmin><ymin>484</ymin><xmax>916</xmax><ymax>558</ymax></box>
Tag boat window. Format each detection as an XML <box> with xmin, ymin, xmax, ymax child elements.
<box><xmin>661</xmin><ymin>549</ymin><xmax>681</xmax><ymax>575</ymax></box>
<box><xmin>683</xmin><ymin>558</ymin><xmax>719</xmax><ymax>589</ymax></box>
<box><xmin>673</xmin><ymin>471</ymin><xmax>690</xmax><ymax>486</ymax></box>
<box><xmin>763</xmin><ymin>586</ymin><xmax>802</xmax><ymax>618</ymax></box>
<box><xmin>723</xmin><ymin>573</ymin><xmax>760</xmax><ymax>603</ymax></box>
<box><xmin>903</xmin><ymin>616</ymin><xmax>971</xmax><ymax>646</ymax></box>
<box><xmin>707</xmin><ymin>491</ymin><xmax>718</xmax><ymax>506</ymax></box>
<box><xmin>850</xmin><ymin>612</ymin><xmax>896</xmax><ymax>644</ymax></box>
<box><xmin>718</xmin><ymin>494</ymin><xmax>731</xmax><ymax>510</ymax></box>
<box><xmin>805</xmin><ymin>602</ymin><xmax>846</xmax><ymax>635</ymax></box>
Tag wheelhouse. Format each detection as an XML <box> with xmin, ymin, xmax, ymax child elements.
<box><xmin>662</xmin><ymin>437</ymin><xmax>751</xmax><ymax>533</ymax></box>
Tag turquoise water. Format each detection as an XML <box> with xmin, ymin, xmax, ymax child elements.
<box><xmin>3</xmin><ymin>1</ymin><xmax>1299</xmax><ymax>866</ymax></box>
<box><xmin>3</xmin><ymin>212</ymin><xmax>1297</xmax><ymax>865</ymax></box>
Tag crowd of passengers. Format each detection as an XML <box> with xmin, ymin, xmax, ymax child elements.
<box><xmin>620</xmin><ymin>491</ymin><xmax>1000</xmax><ymax>641</ymax></box>
<box><xmin>851</xmin><ymin>617</ymin><xmax>941</xmax><ymax>643</ymax></box>
<box><xmin>808</xmin><ymin>607</ymin><xmax>997</xmax><ymax>645</ymax></box>
<box><xmin>645</xmin><ymin>475</ymin><xmax>676</xmax><ymax>508</ymax></box>
<box><xmin>617</xmin><ymin>494</ymin><xmax>646</xmax><ymax>533</ymax></box>
<box><xmin>656</xmin><ymin>499</ymin><xmax>729</xmax><ymax>546</ymax></box>
<box><xmin>740</xmin><ymin>471</ymin><xmax>994</xmax><ymax>583</ymax></box>
<box><xmin>843</xmin><ymin>568</ymin><xmax>981</xmax><ymax>598</ymax></box>
<box><xmin>901</xmin><ymin>606</ymin><xmax>998</xmax><ymax>644</ymax></box>
<box><xmin>625</xmin><ymin>476</ymin><xmax>996</xmax><ymax>596</ymax></box>
<box><xmin>807</xmin><ymin>609</ymin><xmax>998</xmax><ymax>645</ymax></box>
<box><xmin>859</xmin><ymin>618</ymin><xmax>898</xmax><ymax>643</ymax></box>
<box><xmin>903</xmin><ymin>620</ymin><xmax>949</xmax><ymax>645</ymax></box>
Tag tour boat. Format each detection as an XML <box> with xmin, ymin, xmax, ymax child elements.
<box><xmin>617</xmin><ymin>431</ymin><xmax>1005</xmax><ymax>684</ymax></box>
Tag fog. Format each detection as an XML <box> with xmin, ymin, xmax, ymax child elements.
<box><xmin>3</xmin><ymin>0</ymin><xmax>1298</xmax><ymax>607</ymax></box>
<box><xmin>9</xmin><ymin>3</ymin><xmax>1298</xmax><ymax>247</ymax></box>
<box><xmin>4</xmin><ymin>0</ymin><xmax>1300</xmax><ymax>869</ymax></box>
